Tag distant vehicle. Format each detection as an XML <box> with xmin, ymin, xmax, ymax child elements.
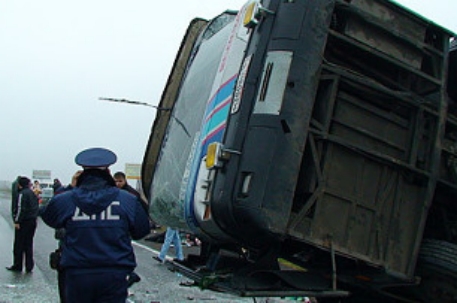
<box><xmin>39</xmin><ymin>180</ymin><xmax>54</xmax><ymax>203</ymax></box>
<box><xmin>142</xmin><ymin>0</ymin><xmax>457</xmax><ymax>302</ymax></box>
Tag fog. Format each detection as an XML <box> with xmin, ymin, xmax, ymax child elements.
<box><xmin>1</xmin><ymin>0</ymin><xmax>455</xmax><ymax>185</ymax></box>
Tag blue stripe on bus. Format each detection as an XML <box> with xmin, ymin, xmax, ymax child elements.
<box><xmin>184</xmin><ymin>75</ymin><xmax>237</xmax><ymax>233</ymax></box>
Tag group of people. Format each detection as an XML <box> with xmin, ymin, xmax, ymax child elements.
<box><xmin>25</xmin><ymin>178</ymin><xmax>63</xmax><ymax>204</ymax></box>
<box><xmin>6</xmin><ymin>147</ymin><xmax>186</xmax><ymax>303</ymax></box>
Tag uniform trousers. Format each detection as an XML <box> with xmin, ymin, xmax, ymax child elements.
<box><xmin>65</xmin><ymin>269</ymin><xmax>129</xmax><ymax>303</ymax></box>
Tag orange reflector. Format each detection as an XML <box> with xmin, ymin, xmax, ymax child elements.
<box><xmin>206</xmin><ymin>142</ymin><xmax>221</xmax><ymax>169</ymax></box>
<box><xmin>243</xmin><ymin>1</ymin><xmax>260</xmax><ymax>28</ymax></box>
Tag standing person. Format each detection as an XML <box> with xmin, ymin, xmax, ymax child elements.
<box><xmin>32</xmin><ymin>180</ymin><xmax>42</xmax><ymax>197</ymax></box>
<box><xmin>40</xmin><ymin>147</ymin><xmax>151</xmax><ymax>303</ymax></box>
<box><xmin>6</xmin><ymin>177</ymin><xmax>39</xmax><ymax>273</ymax></box>
<box><xmin>154</xmin><ymin>227</ymin><xmax>184</xmax><ymax>263</ymax></box>
<box><xmin>113</xmin><ymin>171</ymin><xmax>138</xmax><ymax>197</ymax></box>
<box><xmin>113</xmin><ymin>171</ymin><xmax>148</xmax><ymax>213</ymax></box>
<box><xmin>52</xmin><ymin>178</ymin><xmax>63</xmax><ymax>193</ymax></box>
<box><xmin>32</xmin><ymin>180</ymin><xmax>42</xmax><ymax>204</ymax></box>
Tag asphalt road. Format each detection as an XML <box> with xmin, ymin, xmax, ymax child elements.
<box><xmin>0</xmin><ymin>189</ymin><xmax>263</xmax><ymax>303</ymax></box>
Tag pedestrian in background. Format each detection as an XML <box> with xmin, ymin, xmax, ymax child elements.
<box><xmin>32</xmin><ymin>180</ymin><xmax>42</xmax><ymax>197</ymax></box>
<box><xmin>113</xmin><ymin>171</ymin><xmax>149</xmax><ymax>213</ymax></box>
<box><xmin>113</xmin><ymin>171</ymin><xmax>158</xmax><ymax>230</ymax></box>
<box><xmin>40</xmin><ymin>147</ymin><xmax>151</xmax><ymax>303</ymax></box>
<box><xmin>6</xmin><ymin>176</ymin><xmax>39</xmax><ymax>273</ymax></box>
<box><xmin>154</xmin><ymin>227</ymin><xmax>184</xmax><ymax>263</ymax></box>
<box><xmin>52</xmin><ymin>178</ymin><xmax>63</xmax><ymax>193</ymax></box>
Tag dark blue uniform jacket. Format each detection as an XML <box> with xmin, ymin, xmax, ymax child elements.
<box><xmin>40</xmin><ymin>175</ymin><xmax>150</xmax><ymax>271</ymax></box>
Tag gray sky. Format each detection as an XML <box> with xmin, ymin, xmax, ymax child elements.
<box><xmin>1</xmin><ymin>0</ymin><xmax>456</xmax><ymax>184</ymax></box>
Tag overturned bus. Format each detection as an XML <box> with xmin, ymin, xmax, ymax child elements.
<box><xmin>142</xmin><ymin>0</ymin><xmax>457</xmax><ymax>301</ymax></box>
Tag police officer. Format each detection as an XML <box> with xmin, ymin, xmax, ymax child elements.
<box><xmin>40</xmin><ymin>147</ymin><xmax>151</xmax><ymax>303</ymax></box>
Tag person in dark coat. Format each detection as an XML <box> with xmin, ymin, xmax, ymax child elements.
<box><xmin>40</xmin><ymin>147</ymin><xmax>151</xmax><ymax>303</ymax></box>
<box><xmin>113</xmin><ymin>171</ymin><xmax>139</xmax><ymax>197</ymax></box>
<box><xmin>6</xmin><ymin>176</ymin><xmax>39</xmax><ymax>273</ymax></box>
<box><xmin>113</xmin><ymin>171</ymin><xmax>149</xmax><ymax>212</ymax></box>
<box><xmin>53</xmin><ymin>178</ymin><xmax>63</xmax><ymax>193</ymax></box>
